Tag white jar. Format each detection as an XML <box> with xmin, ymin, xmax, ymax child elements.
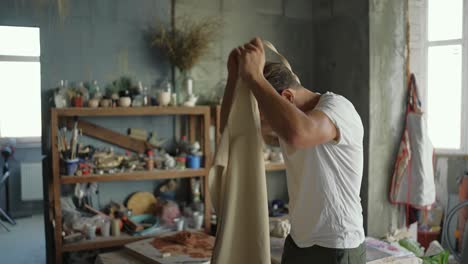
<box><xmin>157</xmin><ymin>92</ymin><xmax>171</xmax><ymax>106</ymax></box>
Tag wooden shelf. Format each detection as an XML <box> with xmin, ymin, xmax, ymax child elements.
<box><xmin>265</xmin><ymin>162</ymin><xmax>286</xmax><ymax>171</ymax></box>
<box><xmin>62</xmin><ymin>233</ymin><xmax>154</xmax><ymax>252</ymax></box>
<box><xmin>53</xmin><ymin>106</ymin><xmax>210</xmax><ymax>117</ymax></box>
<box><xmin>50</xmin><ymin>105</ymin><xmax>213</xmax><ymax>263</ymax></box>
<box><xmin>62</xmin><ymin>228</ymin><xmax>203</xmax><ymax>252</ymax></box>
<box><xmin>61</xmin><ymin>168</ymin><xmax>207</xmax><ymax>184</ymax></box>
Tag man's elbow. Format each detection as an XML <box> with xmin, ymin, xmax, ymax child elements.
<box><xmin>283</xmin><ymin>130</ymin><xmax>304</xmax><ymax>148</ymax></box>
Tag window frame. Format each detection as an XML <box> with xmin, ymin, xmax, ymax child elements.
<box><xmin>422</xmin><ymin>0</ymin><xmax>468</xmax><ymax>155</ymax></box>
<box><xmin>0</xmin><ymin>26</ymin><xmax>42</xmax><ymax>146</ymax></box>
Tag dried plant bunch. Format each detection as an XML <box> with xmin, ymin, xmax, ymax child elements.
<box><xmin>152</xmin><ymin>16</ymin><xmax>221</xmax><ymax>72</ymax></box>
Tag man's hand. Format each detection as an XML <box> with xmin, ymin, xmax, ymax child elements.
<box><xmin>238</xmin><ymin>37</ymin><xmax>266</xmax><ymax>84</ymax></box>
<box><xmin>227</xmin><ymin>47</ymin><xmax>241</xmax><ymax>84</ymax></box>
<box><xmin>220</xmin><ymin>37</ymin><xmax>265</xmax><ymax>133</ymax></box>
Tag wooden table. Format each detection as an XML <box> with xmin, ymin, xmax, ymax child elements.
<box><xmin>95</xmin><ymin>237</ymin><xmax>285</xmax><ymax>264</ymax></box>
<box><xmin>95</xmin><ymin>237</ymin><xmax>422</xmax><ymax>264</ymax></box>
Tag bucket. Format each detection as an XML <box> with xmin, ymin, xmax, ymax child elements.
<box><xmin>186</xmin><ymin>155</ymin><xmax>201</xmax><ymax>169</ymax></box>
<box><xmin>65</xmin><ymin>159</ymin><xmax>79</xmax><ymax>176</ymax></box>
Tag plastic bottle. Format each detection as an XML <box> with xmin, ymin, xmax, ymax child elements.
<box><xmin>92</xmin><ymin>80</ymin><xmax>102</xmax><ymax>99</ymax></box>
<box><xmin>143</xmin><ymin>86</ymin><xmax>149</xmax><ymax>106</ymax></box>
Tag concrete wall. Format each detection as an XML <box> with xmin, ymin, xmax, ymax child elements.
<box><xmin>368</xmin><ymin>0</ymin><xmax>407</xmax><ymax>236</ymax></box>
<box><xmin>408</xmin><ymin>0</ymin><xmax>426</xmax><ymax>100</ymax></box>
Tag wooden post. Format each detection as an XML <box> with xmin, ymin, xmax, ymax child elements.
<box><xmin>215</xmin><ymin>106</ymin><xmax>221</xmax><ymax>146</ymax></box>
<box><xmin>51</xmin><ymin>109</ymin><xmax>63</xmax><ymax>264</ymax></box>
<box><xmin>202</xmin><ymin>109</ymin><xmax>212</xmax><ymax>233</ymax></box>
<box><xmin>189</xmin><ymin>116</ymin><xmax>197</xmax><ymax>144</ymax></box>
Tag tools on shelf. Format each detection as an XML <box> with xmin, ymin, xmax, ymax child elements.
<box><xmin>50</xmin><ymin>106</ymin><xmax>212</xmax><ymax>264</ymax></box>
<box><xmin>57</xmin><ymin>117</ymin><xmax>204</xmax><ymax>178</ymax></box>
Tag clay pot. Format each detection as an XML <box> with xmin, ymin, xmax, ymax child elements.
<box><xmin>100</xmin><ymin>99</ymin><xmax>111</xmax><ymax>107</ymax></box>
<box><xmin>157</xmin><ymin>92</ymin><xmax>171</xmax><ymax>106</ymax></box>
<box><xmin>119</xmin><ymin>96</ymin><xmax>132</xmax><ymax>107</ymax></box>
<box><xmin>88</xmin><ymin>98</ymin><xmax>99</xmax><ymax>108</ymax></box>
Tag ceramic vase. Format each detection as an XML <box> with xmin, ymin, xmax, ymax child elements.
<box><xmin>88</xmin><ymin>98</ymin><xmax>99</xmax><ymax>108</ymax></box>
<box><xmin>119</xmin><ymin>96</ymin><xmax>131</xmax><ymax>107</ymax></box>
<box><xmin>157</xmin><ymin>92</ymin><xmax>171</xmax><ymax>106</ymax></box>
<box><xmin>100</xmin><ymin>99</ymin><xmax>111</xmax><ymax>107</ymax></box>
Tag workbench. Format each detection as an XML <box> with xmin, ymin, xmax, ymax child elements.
<box><xmin>94</xmin><ymin>237</ymin><xmax>285</xmax><ymax>264</ymax></box>
<box><xmin>95</xmin><ymin>237</ymin><xmax>422</xmax><ymax>264</ymax></box>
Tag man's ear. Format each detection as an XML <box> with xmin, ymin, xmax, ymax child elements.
<box><xmin>281</xmin><ymin>88</ymin><xmax>295</xmax><ymax>103</ymax></box>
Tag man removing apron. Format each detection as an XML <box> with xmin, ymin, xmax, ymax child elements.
<box><xmin>220</xmin><ymin>37</ymin><xmax>366</xmax><ymax>264</ymax></box>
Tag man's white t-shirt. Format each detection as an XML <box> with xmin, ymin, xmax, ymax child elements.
<box><xmin>279</xmin><ymin>92</ymin><xmax>365</xmax><ymax>249</ymax></box>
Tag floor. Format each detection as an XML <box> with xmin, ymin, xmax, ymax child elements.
<box><xmin>0</xmin><ymin>214</ymin><xmax>46</xmax><ymax>264</ymax></box>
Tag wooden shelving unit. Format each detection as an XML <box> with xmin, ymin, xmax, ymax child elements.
<box><xmin>60</xmin><ymin>168</ymin><xmax>207</xmax><ymax>184</ymax></box>
<box><xmin>211</xmin><ymin>105</ymin><xmax>286</xmax><ymax>172</ymax></box>
<box><xmin>50</xmin><ymin>106</ymin><xmax>212</xmax><ymax>264</ymax></box>
<box><xmin>55</xmin><ymin>106</ymin><xmax>209</xmax><ymax>117</ymax></box>
<box><xmin>62</xmin><ymin>233</ymin><xmax>155</xmax><ymax>252</ymax></box>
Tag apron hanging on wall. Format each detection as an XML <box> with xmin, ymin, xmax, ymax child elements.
<box><xmin>390</xmin><ymin>73</ymin><xmax>436</xmax><ymax>210</ymax></box>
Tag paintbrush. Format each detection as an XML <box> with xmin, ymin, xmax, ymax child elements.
<box><xmin>70</xmin><ymin>119</ymin><xmax>79</xmax><ymax>160</ymax></box>
<box><xmin>59</xmin><ymin>128</ymin><xmax>69</xmax><ymax>159</ymax></box>
<box><xmin>57</xmin><ymin>129</ymin><xmax>63</xmax><ymax>151</ymax></box>
<box><xmin>62</xmin><ymin>127</ymin><xmax>69</xmax><ymax>151</ymax></box>
<box><xmin>57</xmin><ymin>129</ymin><xmax>64</xmax><ymax>159</ymax></box>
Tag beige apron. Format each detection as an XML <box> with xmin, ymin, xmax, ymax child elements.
<box><xmin>209</xmin><ymin>41</ymin><xmax>298</xmax><ymax>264</ymax></box>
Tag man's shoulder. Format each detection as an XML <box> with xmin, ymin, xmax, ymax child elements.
<box><xmin>318</xmin><ymin>92</ymin><xmax>364</xmax><ymax>136</ymax></box>
<box><xmin>318</xmin><ymin>92</ymin><xmax>356</xmax><ymax>113</ymax></box>
<box><xmin>321</xmin><ymin>92</ymin><xmax>350</xmax><ymax>103</ymax></box>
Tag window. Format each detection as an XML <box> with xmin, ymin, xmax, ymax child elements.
<box><xmin>424</xmin><ymin>0</ymin><xmax>467</xmax><ymax>153</ymax></box>
<box><xmin>0</xmin><ymin>26</ymin><xmax>42</xmax><ymax>140</ymax></box>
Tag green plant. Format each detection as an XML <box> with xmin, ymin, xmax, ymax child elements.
<box><xmin>113</xmin><ymin>76</ymin><xmax>133</xmax><ymax>92</ymax></box>
<box><xmin>399</xmin><ymin>239</ymin><xmax>424</xmax><ymax>257</ymax></box>
<box><xmin>421</xmin><ymin>250</ymin><xmax>449</xmax><ymax>264</ymax></box>
<box><xmin>105</xmin><ymin>83</ymin><xmax>119</xmax><ymax>98</ymax></box>
<box><xmin>104</xmin><ymin>76</ymin><xmax>134</xmax><ymax>98</ymax></box>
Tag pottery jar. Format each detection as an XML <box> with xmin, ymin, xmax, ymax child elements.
<box><xmin>157</xmin><ymin>92</ymin><xmax>171</xmax><ymax>106</ymax></box>
<box><xmin>100</xmin><ymin>99</ymin><xmax>111</xmax><ymax>107</ymax></box>
<box><xmin>88</xmin><ymin>98</ymin><xmax>99</xmax><ymax>108</ymax></box>
<box><xmin>119</xmin><ymin>96</ymin><xmax>132</xmax><ymax>107</ymax></box>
